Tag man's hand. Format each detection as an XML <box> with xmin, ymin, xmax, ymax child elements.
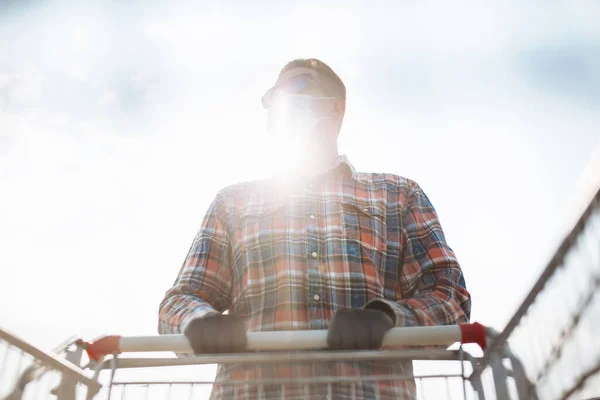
<box><xmin>184</xmin><ymin>314</ymin><xmax>247</xmax><ymax>354</ymax></box>
<box><xmin>327</xmin><ymin>309</ymin><xmax>394</xmax><ymax>350</ymax></box>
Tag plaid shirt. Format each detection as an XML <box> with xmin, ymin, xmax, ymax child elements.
<box><xmin>159</xmin><ymin>155</ymin><xmax>471</xmax><ymax>400</ymax></box>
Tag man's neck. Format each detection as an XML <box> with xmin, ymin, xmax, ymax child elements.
<box><xmin>291</xmin><ymin>150</ymin><xmax>339</xmax><ymax>179</ymax></box>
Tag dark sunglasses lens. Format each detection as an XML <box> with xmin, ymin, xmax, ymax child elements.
<box><xmin>279</xmin><ymin>74</ymin><xmax>309</xmax><ymax>93</ymax></box>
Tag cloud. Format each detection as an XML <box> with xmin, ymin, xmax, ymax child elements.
<box><xmin>97</xmin><ymin>88</ymin><xmax>121</xmax><ymax>108</ymax></box>
<box><xmin>64</xmin><ymin>61</ymin><xmax>89</xmax><ymax>82</ymax></box>
<box><xmin>517</xmin><ymin>42</ymin><xmax>600</xmax><ymax>104</ymax></box>
<box><xmin>0</xmin><ymin>131</ymin><xmax>15</xmax><ymax>155</ymax></box>
<box><xmin>71</xmin><ymin>26</ymin><xmax>89</xmax><ymax>51</ymax></box>
<box><xmin>0</xmin><ymin>69</ymin><xmax>42</xmax><ymax>107</ymax></box>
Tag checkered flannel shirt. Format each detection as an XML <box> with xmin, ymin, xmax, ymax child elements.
<box><xmin>159</xmin><ymin>155</ymin><xmax>471</xmax><ymax>399</ymax></box>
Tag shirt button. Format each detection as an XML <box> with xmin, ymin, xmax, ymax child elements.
<box><xmin>313</xmin><ymin>294</ymin><xmax>320</xmax><ymax>301</ymax></box>
<box><xmin>311</xmin><ymin>252</ymin><xmax>318</xmax><ymax>258</ymax></box>
<box><xmin>309</xmin><ymin>214</ymin><xmax>316</xmax><ymax>220</ymax></box>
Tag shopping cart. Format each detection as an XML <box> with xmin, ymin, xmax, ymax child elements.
<box><xmin>3</xmin><ymin>190</ymin><xmax>597</xmax><ymax>400</ymax></box>
<box><xmin>1</xmin><ymin>322</ymin><xmax>533</xmax><ymax>400</ymax></box>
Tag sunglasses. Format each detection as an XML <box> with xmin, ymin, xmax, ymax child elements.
<box><xmin>262</xmin><ymin>73</ymin><xmax>335</xmax><ymax>109</ymax></box>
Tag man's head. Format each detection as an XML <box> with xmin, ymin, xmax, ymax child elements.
<box><xmin>273</xmin><ymin>58</ymin><xmax>346</xmax><ymax>103</ymax></box>
<box><xmin>262</xmin><ymin>59</ymin><xmax>346</xmax><ymax>161</ymax></box>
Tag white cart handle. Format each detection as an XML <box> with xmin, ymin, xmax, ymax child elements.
<box><xmin>85</xmin><ymin>323</ymin><xmax>486</xmax><ymax>361</ymax></box>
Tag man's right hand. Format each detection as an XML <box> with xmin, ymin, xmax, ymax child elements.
<box><xmin>183</xmin><ymin>314</ymin><xmax>247</xmax><ymax>354</ymax></box>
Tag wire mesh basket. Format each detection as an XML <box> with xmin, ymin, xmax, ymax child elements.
<box><xmin>471</xmin><ymin>188</ymin><xmax>600</xmax><ymax>400</ymax></box>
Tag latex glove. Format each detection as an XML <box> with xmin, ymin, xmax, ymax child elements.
<box><xmin>327</xmin><ymin>309</ymin><xmax>394</xmax><ymax>350</ymax></box>
<box><xmin>183</xmin><ymin>314</ymin><xmax>247</xmax><ymax>354</ymax></box>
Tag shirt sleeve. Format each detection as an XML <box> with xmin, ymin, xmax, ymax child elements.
<box><xmin>158</xmin><ymin>192</ymin><xmax>233</xmax><ymax>335</ymax></box>
<box><xmin>365</xmin><ymin>181</ymin><xmax>471</xmax><ymax>327</ymax></box>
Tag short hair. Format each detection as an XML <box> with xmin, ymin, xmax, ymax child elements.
<box><xmin>279</xmin><ymin>58</ymin><xmax>346</xmax><ymax>101</ymax></box>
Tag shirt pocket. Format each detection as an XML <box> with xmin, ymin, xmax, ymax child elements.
<box><xmin>334</xmin><ymin>199</ymin><xmax>391</xmax><ymax>304</ymax></box>
<box><xmin>339</xmin><ymin>198</ymin><xmax>388</xmax><ymax>254</ymax></box>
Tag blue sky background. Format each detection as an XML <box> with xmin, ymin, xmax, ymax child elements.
<box><xmin>1</xmin><ymin>0</ymin><xmax>599</xmax><ymax>372</ymax></box>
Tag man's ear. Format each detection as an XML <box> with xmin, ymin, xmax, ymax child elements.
<box><xmin>333</xmin><ymin>98</ymin><xmax>346</xmax><ymax>118</ymax></box>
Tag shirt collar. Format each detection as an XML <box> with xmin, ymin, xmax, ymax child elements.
<box><xmin>327</xmin><ymin>154</ymin><xmax>356</xmax><ymax>180</ymax></box>
<box><xmin>281</xmin><ymin>154</ymin><xmax>356</xmax><ymax>185</ymax></box>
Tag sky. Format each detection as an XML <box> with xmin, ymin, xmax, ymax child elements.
<box><xmin>1</xmin><ymin>0</ymin><xmax>599</xmax><ymax>396</ymax></box>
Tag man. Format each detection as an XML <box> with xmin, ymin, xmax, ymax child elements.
<box><xmin>158</xmin><ymin>58</ymin><xmax>471</xmax><ymax>399</ymax></box>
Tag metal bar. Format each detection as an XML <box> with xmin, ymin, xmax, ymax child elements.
<box><xmin>0</xmin><ymin>341</ymin><xmax>9</xmax><ymax>378</ymax></box>
<box><xmin>118</xmin><ymin>325</ymin><xmax>463</xmax><ymax>354</ymax></box>
<box><xmin>490</xmin><ymin>352</ymin><xmax>510</xmax><ymax>400</ymax></box>
<box><xmin>558</xmin><ymin>359</ymin><xmax>600</xmax><ymax>400</ymax></box>
<box><xmin>0</xmin><ymin>327</ymin><xmax>101</xmax><ymax>393</ymax></box>
<box><xmin>459</xmin><ymin>346</ymin><xmax>467</xmax><ymax>400</ymax></box>
<box><xmin>95</xmin><ymin>349</ymin><xmax>474</xmax><ymax>369</ymax></box>
<box><xmin>469</xmin><ymin>372</ymin><xmax>485</xmax><ymax>400</ymax></box>
<box><xmin>474</xmin><ymin>188</ymin><xmax>600</xmax><ymax>376</ymax></box>
<box><xmin>110</xmin><ymin>373</ymin><xmax>465</xmax><ymax>386</ymax></box>
<box><xmin>54</xmin><ymin>346</ymin><xmax>84</xmax><ymax>400</ymax></box>
<box><xmin>188</xmin><ymin>384</ymin><xmax>195</xmax><ymax>400</ymax></box>
<box><xmin>507</xmin><ymin>350</ymin><xmax>534</xmax><ymax>400</ymax></box>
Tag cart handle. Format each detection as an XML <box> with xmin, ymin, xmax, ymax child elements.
<box><xmin>85</xmin><ymin>322</ymin><xmax>485</xmax><ymax>362</ymax></box>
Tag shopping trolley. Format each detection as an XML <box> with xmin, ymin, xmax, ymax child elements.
<box><xmin>3</xmin><ymin>190</ymin><xmax>598</xmax><ymax>400</ymax></box>
<box><xmin>1</xmin><ymin>322</ymin><xmax>534</xmax><ymax>399</ymax></box>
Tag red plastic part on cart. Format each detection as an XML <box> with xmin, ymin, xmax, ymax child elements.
<box><xmin>85</xmin><ymin>335</ymin><xmax>121</xmax><ymax>362</ymax></box>
<box><xmin>459</xmin><ymin>322</ymin><xmax>486</xmax><ymax>350</ymax></box>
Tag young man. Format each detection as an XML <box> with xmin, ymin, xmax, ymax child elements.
<box><xmin>158</xmin><ymin>58</ymin><xmax>471</xmax><ymax>400</ymax></box>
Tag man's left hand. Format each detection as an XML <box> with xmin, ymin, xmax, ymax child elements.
<box><xmin>327</xmin><ymin>309</ymin><xmax>394</xmax><ymax>350</ymax></box>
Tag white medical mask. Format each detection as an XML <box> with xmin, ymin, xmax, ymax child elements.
<box><xmin>267</xmin><ymin>89</ymin><xmax>335</xmax><ymax>139</ymax></box>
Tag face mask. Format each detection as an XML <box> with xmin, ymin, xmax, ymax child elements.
<box><xmin>267</xmin><ymin>89</ymin><xmax>335</xmax><ymax>139</ymax></box>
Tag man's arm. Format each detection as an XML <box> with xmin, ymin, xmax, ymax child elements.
<box><xmin>365</xmin><ymin>181</ymin><xmax>471</xmax><ymax>327</ymax></box>
<box><xmin>158</xmin><ymin>193</ymin><xmax>233</xmax><ymax>335</ymax></box>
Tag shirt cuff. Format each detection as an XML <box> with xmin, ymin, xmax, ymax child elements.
<box><xmin>364</xmin><ymin>299</ymin><xmax>417</xmax><ymax>327</ymax></box>
<box><xmin>179</xmin><ymin>306</ymin><xmax>220</xmax><ymax>334</ymax></box>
